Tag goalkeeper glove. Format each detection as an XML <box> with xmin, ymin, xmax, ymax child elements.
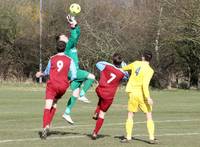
<box><xmin>66</xmin><ymin>14</ymin><xmax>77</xmax><ymax>28</ymax></box>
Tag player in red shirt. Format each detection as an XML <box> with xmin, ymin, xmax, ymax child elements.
<box><xmin>36</xmin><ymin>40</ymin><xmax>77</xmax><ymax>139</ymax></box>
<box><xmin>91</xmin><ymin>53</ymin><xmax>129</xmax><ymax>139</ymax></box>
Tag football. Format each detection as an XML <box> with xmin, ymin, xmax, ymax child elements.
<box><xmin>69</xmin><ymin>3</ymin><xmax>81</xmax><ymax>15</ymax></box>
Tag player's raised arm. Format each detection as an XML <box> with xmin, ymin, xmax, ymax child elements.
<box><xmin>69</xmin><ymin>59</ymin><xmax>77</xmax><ymax>81</ymax></box>
<box><xmin>64</xmin><ymin>15</ymin><xmax>80</xmax><ymax>53</ymax></box>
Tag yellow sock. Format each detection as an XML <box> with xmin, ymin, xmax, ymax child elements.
<box><xmin>125</xmin><ymin>118</ymin><xmax>133</xmax><ymax>140</ymax></box>
<box><xmin>147</xmin><ymin>120</ymin><xmax>155</xmax><ymax>140</ymax></box>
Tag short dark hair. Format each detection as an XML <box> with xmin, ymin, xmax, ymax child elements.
<box><xmin>112</xmin><ymin>53</ymin><xmax>122</xmax><ymax>67</ymax></box>
<box><xmin>142</xmin><ymin>50</ymin><xmax>152</xmax><ymax>62</ymax></box>
<box><xmin>56</xmin><ymin>41</ymin><xmax>66</xmax><ymax>53</ymax></box>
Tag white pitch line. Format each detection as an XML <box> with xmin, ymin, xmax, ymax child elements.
<box><xmin>37</xmin><ymin>119</ymin><xmax>200</xmax><ymax>130</ymax></box>
<box><xmin>157</xmin><ymin>132</ymin><xmax>200</xmax><ymax>137</ymax></box>
<box><xmin>0</xmin><ymin>119</ymin><xmax>199</xmax><ymax>132</ymax></box>
<box><xmin>0</xmin><ymin>132</ymin><xmax>200</xmax><ymax>144</ymax></box>
<box><xmin>133</xmin><ymin>132</ymin><xmax>200</xmax><ymax>137</ymax></box>
<box><xmin>0</xmin><ymin>117</ymin><xmax>41</xmax><ymax>123</ymax></box>
<box><xmin>0</xmin><ymin>135</ymin><xmax>85</xmax><ymax>143</ymax></box>
<box><xmin>22</xmin><ymin>118</ymin><xmax>200</xmax><ymax>131</ymax></box>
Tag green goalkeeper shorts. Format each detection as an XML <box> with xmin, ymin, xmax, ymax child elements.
<box><xmin>69</xmin><ymin>69</ymin><xmax>90</xmax><ymax>91</ymax></box>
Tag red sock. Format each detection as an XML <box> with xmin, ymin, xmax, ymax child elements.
<box><xmin>49</xmin><ymin>107</ymin><xmax>56</xmax><ymax>125</ymax></box>
<box><xmin>95</xmin><ymin>106</ymin><xmax>100</xmax><ymax>114</ymax></box>
<box><xmin>43</xmin><ymin>109</ymin><xmax>50</xmax><ymax>128</ymax></box>
<box><xmin>94</xmin><ymin>117</ymin><xmax>104</xmax><ymax>134</ymax></box>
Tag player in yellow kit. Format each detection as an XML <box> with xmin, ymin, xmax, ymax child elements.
<box><xmin>121</xmin><ymin>50</ymin><xmax>158</xmax><ymax>144</ymax></box>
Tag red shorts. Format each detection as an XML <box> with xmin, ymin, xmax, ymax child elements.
<box><xmin>97</xmin><ymin>96</ymin><xmax>113</xmax><ymax>112</ymax></box>
<box><xmin>45</xmin><ymin>81</ymin><xmax>68</xmax><ymax>100</ymax></box>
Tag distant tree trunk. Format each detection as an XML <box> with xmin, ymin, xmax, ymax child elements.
<box><xmin>188</xmin><ymin>67</ymin><xmax>191</xmax><ymax>88</ymax></box>
<box><xmin>167</xmin><ymin>71</ymin><xmax>177</xmax><ymax>89</ymax></box>
<box><xmin>167</xmin><ymin>72</ymin><xmax>172</xmax><ymax>89</ymax></box>
<box><xmin>198</xmin><ymin>73</ymin><xmax>200</xmax><ymax>90</ymax></box>
<box><xmin>155</xmin><ymin>6</ymin><xmax>163</xmax><ymax>64</ymax></box>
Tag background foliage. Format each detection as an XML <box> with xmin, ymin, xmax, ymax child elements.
<box><xmin>0</xmin><ymin>0</ymin><xmax>200</xmax><ymax>88</ymax></box>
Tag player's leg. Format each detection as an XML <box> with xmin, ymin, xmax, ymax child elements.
<box><xmin>121</xmin><ymin>93</ymin><xmax>138</xmax><ymax>143</ymax></box>
<box><xmin>146</xmin><ymin>112</ymin><xmax>156</xmax><ymax>143</ymax></box>
<box><xmin>140</xmin><ymin>99</ymin><xmax>158</xmax><ymax>144</ymax></box>
<box><xmin>80</xmin><ymin>73</ymin><xmax>95</xmax><ymax>96</ymax></box>
<box><xmin>146</xmin><ymin>112</ymin><xmax>158</xmax><ymax>144</ymax></box>
<box><xmin>92</xmin><ymin>99</ymin><xmax>113</xmax><ymax>140</ymax></box>
<box><xmin>93</xmin><ymin>98</ymin><xmax>101</xmax><ymax>120</ymax></box>
<box><xmin>121</xmin><ymin>111</ymin><xmax>136</xmax><ymax>143</ymax></box>
<box><xmin>77</xmin><ymin>70</ymin><xmax>95</xmax><ymax>103</ymax></box>
<box><xmin>64</xmin><ymin>89</ymin><xmax>79</xmax><ymax>115</ymax></box>
<box><xmin>43</xmin><ymin>99</ymin><xmax>53</xmax><ymax>128</ymax></box>
<box><xmin>63</xmin><ymin>84</ymin><xmax>80</xmax><ymax>124</ymax></box>
<box><xmin>41</xmin><ymin>83</ymin><xmax>58</xmax><ymax>139</ymax></box>
<box><xmin>41</xmin><ymin>99</ymin><xmax>53</xmax><ymax>139</ymax></box>
<box><xmin>126</xmin><ymin>112</ymin><xmax>134</xmax><ymax>139</ymax></box>
<box><xmin>49</xmin><ymin>100</ymin><xmax>57</xmax><ymax>126</ymax></box>
<box><xmin>92</xmin><ymin>110</ymin><xmax>105</xmax><ymax>140</ymax></box>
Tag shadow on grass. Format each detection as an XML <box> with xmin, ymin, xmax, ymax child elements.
<box><xmin>38</xmin><ymin>131</ymin><xmax>110</xmax><ymax>140</ymax></box>
<box><xmin>85</xmin><ymin>133</ymin><xmax>110</xmax><ymax>140</ymax></box>
<box><xmin>38</xmin><ymin>130</ymin><xmax>81</xmax><ymax>137</ymax></box>
<box><xmin>132</xmin><ymin>137</ymin><xmax>151</xmax><ymax>144</ymax></box>
<box><xmin>114</xmin><ymin>135</ymin><xmax>150</xmax><ymax>144</ymax></box>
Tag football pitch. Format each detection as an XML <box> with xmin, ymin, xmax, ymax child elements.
<box><xmin>0</xmin><ymin>84</ymin><xmax>200</xmax><ymax>147</ymax></box>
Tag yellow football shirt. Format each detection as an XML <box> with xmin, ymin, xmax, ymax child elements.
<box><xmin>122</xmin><ymin>60</ymin><xmax>154</xmax><ymax>98</ymax></box>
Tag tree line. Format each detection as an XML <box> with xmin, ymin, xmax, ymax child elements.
<box><xmin>0</xmin><ymin>0</ymin><xmax>200</xmax><ymax>89</ymax></box>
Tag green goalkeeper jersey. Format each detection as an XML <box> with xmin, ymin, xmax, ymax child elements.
<box><xmin>64</xmin><ymin>25</ymin><xmax>80</xmax><ymax>69</ymax></box>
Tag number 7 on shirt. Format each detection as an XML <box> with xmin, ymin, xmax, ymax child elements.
<box><xmin>107</xmin><ymin>73</ymin><xmax>116</xmax><ymax>84</ymax></box>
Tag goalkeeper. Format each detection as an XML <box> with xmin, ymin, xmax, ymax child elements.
<box><xmin>58</xmin><ymin>15</ymin><xmax>95</xmax><ymax>124</ymax></box>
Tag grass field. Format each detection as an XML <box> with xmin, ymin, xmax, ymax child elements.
<box><xmin>0</xmin><ymin>83</ymin><xmax>200</xmax><ymax>147</ymax></box>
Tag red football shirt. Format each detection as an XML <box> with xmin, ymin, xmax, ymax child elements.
<box><xmin>96</xmin><ymin>64</ymin><xmax>124</xmax><ymax>99</ymax></box>
<box><xmin>48</xmin><ymin>53</ymin><xmax>71</xmax><ymax>88</ymax></box>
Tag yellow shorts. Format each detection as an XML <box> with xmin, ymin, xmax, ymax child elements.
<box><xmin>127</xmin><ymin>92</ymin><xmax>152</xmax><ymax>113</ymax></box>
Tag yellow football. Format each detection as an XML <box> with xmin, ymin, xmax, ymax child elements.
<box><xmin>69</xmin><ymin>3</ymin><xmax>81</xmax><ymax>15</ymax></box>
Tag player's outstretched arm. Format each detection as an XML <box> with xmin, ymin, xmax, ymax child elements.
<box><xmin>122</xmin><ymin>63</ymin><xmax>134</xmax><ymax>71</ymax></box>
<box><xmin>120</xmin><ymin>61</ymin><xmax>129</xmax><ymax>80</ymax></box>
<box><xmin>35</xmin><ymin>71</ymin><xmax>44</xmax><ymax>78</ymax></box>
<box><xmin>35</xmin><ymin>60</ymin><xmax>51</xmax><ymax>78</ymax></box>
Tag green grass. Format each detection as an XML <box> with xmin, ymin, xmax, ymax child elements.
<box><xmin>0</xmin><ymin>84</ymin><xmax>200</xmax><ymax>147</ymax></box>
